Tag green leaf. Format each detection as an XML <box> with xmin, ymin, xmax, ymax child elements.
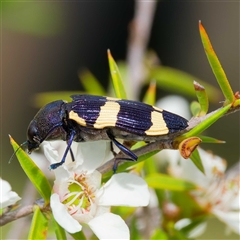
<box><xmin>190</xmin><ymin>101</ymin><xmax>201</xmax><ymax>117</ymax></box>
<box><xmin>145</xmin><ymin>173</ymin><xmax>197</xmax><ymax>191</ymax></box>
<box><xmin>124</xmin><ymin>149</ymin><xmax>158</xmax><ymax>169</ymax></box>
<box><xmin>132</xmin><ymin>144</ymin><xmax>156</xmax><ymax>174</ymax></box>
<box><xmin>193</xmin><ymin>81</ymin><xmax>209</xmax><ymax>116</ymax></box>
<box><xmin>107</xmin><ymin>49</ymin><xmax>127</xmax><ymax>99</ymax></box>
<box><xmin>151</xmin><ymin>229</ymin><xmax>168</xmax><ymax>240</ymax></box>
<box><xmin>199</xmin><ymin>135</ymin><xmax>225</xmax><ymax>144</ymax></box>
<box><xmin>112</xmin><ymin>206</ymin><xmax>135</xmax><ymax>220</ymax></box>
<box><xmin>149</xmin><ymin>66</ymin><xmax>221</xmax><ymax>103</ymax></box>
<box><xmin>233</xmin><ymin>98</ymin><xmax>240</xmax><ymax>107</ymax></box>
<box><xmin>52</xmin><ymin>217</ymin><xmax>67</xmax><ymax>240</ymax></box>
<box><xmin>70</xmin><ymin>231</ymin><xmax>86</xmax><ymax>240</ymax></box>
<box><xmin>78</xmin><ymin>70</ymin><xmax>106</xmax><ymax>96</ymax></box>
<box><xmin>9</xmin><ymin>136</ymin><xmax>52</xmax><ymax>204</ymax></box>
<box><xmin>130</xmin><ymin>216</ymin><xmax>142</xmax><ymax>240</ymax></box>
<box><xmin>181</xmin><ymin>104</ymin><xmax>231</xmax><ymax>138</ymax></box>
<box><xmin>171</xmin><ymin>191</ymin><xmax>203</xmax><ymax>218</ymax></box>
<box><xmin>32</xmin><ymin>91</ymin><xmax>85</xmax><ymax>108</ymax></box>
<box><xmin>143</xmin><ymin>80</ymin><xmax>156</xmax><ymax>105</ymax></box>
<box><xmin>165</xmin><ymin>221</ymin><xmax>190</xmax><ymax>240</ymax></box>
<box><xmin>102</xmin><ymin>149</ymin><xmax>158</xmax><ymax>181</ymax></box>
<box><xmin>168</xmin><ymin>228</ymin><xmax>190</xmax><ymax>240</ymax></box>
<box><xmin>199</xmin><ymin>21</ymin><xmax>234</xmax><ymax>105</ymax></box>
<box><xmin>28</xmin><ymin>205</ymin><xmax>49</xmax><ymax>239</ymax></box>
<box><xmin>144</xmin><ymin>157</ymin><xmax>158</xmax><ymax>175</ymax></box>
<box><xmin>190</xmin><ymin>148</ymin><xmax>205</xmax><ymax>174</ymax></box>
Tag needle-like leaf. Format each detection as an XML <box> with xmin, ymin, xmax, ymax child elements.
<box><xmin>107</xmin><ymin>49</ymin><xmax>127</xmax><ymax>99</ymax></box>
<box><xmin>199</xmin><ymin>21</ymin><xmax>234</xmax><ymax>105</ymax></box>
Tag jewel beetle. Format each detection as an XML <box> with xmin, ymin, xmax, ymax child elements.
<box><xmin>25</xmin><ymin>94</ymin><xmax>188</xmax><ymax>170</ymax></box>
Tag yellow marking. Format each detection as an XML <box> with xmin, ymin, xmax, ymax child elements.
<box><xmin>153</xmin><ymin>106</ymin><xmax>163</xmax><ymax>111</ymax></box>
<box><xmin>106</xmin><ymin>96</ymin><xmax>119</xmax><ymax>101</ymax></box>
<box><xmin>145</xmin><ymin>111</ymin><xmax>169</xmax><ymax>136</ymax></box>
<box><xmin>94</xmin><ymin>101</ymin><xmax>120</xmax><ymax>129</ymax></box>
<box><xmin>69</xmin><ymin>111</ymin><xmax>87</xmax><ymax>126</ymax></box>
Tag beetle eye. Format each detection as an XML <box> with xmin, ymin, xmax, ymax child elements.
<box><xmin>27</xmin><ymin>121</ymin><xmax>41</xmax><ymax>153</ymax></box>
<box><xmin>27</xmin><ymin>121</ymin><xmax>38</xmax><ymax>140</ymax></box>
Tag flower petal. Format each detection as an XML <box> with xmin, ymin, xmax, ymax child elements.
<box><xmin>175</xmin><ymin>218</ymin><xmax>207</xmax><ymax>238</ymax></box>
<box><xmin>50</xmin><ymin>193</ymin><xmax>82</xmax><ymax>233</ymax></box>
<box><xmin>43</xmin><ymin>141</ymin><xmax>80</xmax><ymax>166</ymax></box>
<box><xmin>85</xmin><ymin>170</ymin><xmax>102</xmax><ymax>190</ymax></box>
<box><xmin>0</xmin><ymin>178</ymin><xmax>21</xmax><ymax>208</ymax></box>
<box><xmin>42</xmin><ymin>141</ymin><xmax>62</xmax><ymax>164</ymax></box>
<box><xmin>97</xmin><ymin>173</ymin><xmax>149</xmax><ymax>207</ymax></box>
<box><xmin>2</xmin><ymin>178</ymin><xmax>11</xmax><ymax>195</ymax></box>
<box><xmin>213</xmin><ymin>209</ymin><xmax>240</xmax><ymax>234</ymax></box>
<box><xmin>164</xmin><ymin>147</ymin><xmax>227</xmax><ymax>188</ymax></box>
<box><xmin>77</xmin><ymin>141</ymin><xmax>113</xmax><ymax>172</ymax></box>
<box><xmin>88</xmin><ymin>212</ymin><xmax>130</xmax><ymax>240</ymax></box>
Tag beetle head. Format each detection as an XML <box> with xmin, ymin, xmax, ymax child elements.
<box><xmin>27</xmin><ymin>100</ymin><xmax>66</xmax><ymax>153</ymax></box>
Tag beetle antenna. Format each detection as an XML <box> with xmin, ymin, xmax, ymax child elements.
<box><xmin>9</xmin><ymin>141</ymin><xmax>28</xmax><ymax>164</ymax></box>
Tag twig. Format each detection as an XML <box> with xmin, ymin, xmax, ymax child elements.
<box><xmin>0</xmin><ymin>198</ymin><xmax>48</xmax><ymax>226</ymax></box>
<box><xmin>98</xmin><ymin>139</ymin><xmax>173</xmax><ymax>174</ymax></box>
<box><xmin>127</xmin><ymin>1</ymin><xmax>157</xmax><ymax>99</ymax></box>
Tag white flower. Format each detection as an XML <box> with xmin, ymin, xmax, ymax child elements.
<box><xmin>0</xmin><ymin>178</ymin><xmax>21</xmax><ymax>209</ymax></box>
<box><xmin>156</xmin><ymin>95</ymin><xmax>240</xmax><ymax>235</ymax></box>
<box><xmin>205</xmin><ymin>162</ymin><xmax>240</xmax><ymax>235</ymax></box>
<box><xmin>158</xmin><ymin>148</ymin><xmax>240</xmax><ymax>235</ymax></box>
<box><xmin>155</xmin><ymin>94</ymin><xmax>191</xmax><ymax>171</ymax></box>
<box><xmin>43</xmin><ymin>140</ymin><xmax>114</xmax><ymax>171</ymax></box>
<box><xmin>43</xmin><ymin>140</ymin><xmax>150</xmax><ymax>239</ymax></box>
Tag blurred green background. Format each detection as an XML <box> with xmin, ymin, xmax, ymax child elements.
<box><xmin>1</xmin><ymin>1</ymin><xmax>239</xmax><ymax>239</ymax></box>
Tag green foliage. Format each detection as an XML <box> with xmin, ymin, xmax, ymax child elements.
<box><xmin>78</xmin><ymin>70</ymin><xmax>106</xmax><ymax>96</ymax></box>
<box><xmin>28</xmin><ymin>206</ymin><xmax>49</xmax><ymax>239</ymax></box>
<box><xmin>193</xmin><ymin>81</ymin><xmax>209</xmax><ymax>116</ymax></box>
<box><xmin>70</xmin><ymin>230</ymin><xmax>87</xmax><ymax>240</ymax></box>
<box><xmin>143</xmin><ymin>80</ymin><xmax>157</xmax><ymax>105</ymax></box>
<box><xmin>33</xmin><ymin>91</ymin><xmax>83</xmax><ymax>108</ymax></box>
<box><xmin>52</xmin><ymin>218</ymin><xmax>67</xmax><ymax>240</ymax></box>
<box><xmin>171</xmin><ymin>191</ymin><xmax>204</xmax><ymax>219</ymax></box>
<box><xmin>190</xmin><ymin>149</ymin><xmax>205</xmax><ymax>174</ymax></box>
<box><xmin>107</xmin><ymin>50</ymin><xmax>127</xmax><ymax>99</ymax></box>
<box><xmin>9</xmin><ymin>136</ymin><xmax>51</xmax><ymax>204</ymax></box>
<box><xmin>148</xmin><ymin>65</ymin><xmax>221</xmax><ymax>103</ymax></box>
<box><xmin>190</xmin><ymin>101</ymin><xmax>201</xmax><ymax>117</ymax></box>
<box><xmin>145</xmin><ymin>173</ymin><xmax>197</xmax><ymax>191</ymax></box>
<box><xmin>198</xmin><ymin>135</ymin><xmax>225</xmax><ymax>144</ymax></box>
<box><xmin>199</xmin><ymin>21</ymin><xmax>234</xmax><ymax>105</ymax></box>
<box><xmin>181</xmin><ymin>103</ymin><xmax>231</xmax><ymax>139</ymax></box>
<box><xmin>151</xmin><ymin>229</ymin><xmax>169</xmax><ymax>240</ymax></box>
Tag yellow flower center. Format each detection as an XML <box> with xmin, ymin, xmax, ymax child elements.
<box><xmin>62</xmin><ymin>173</ymin><xmax>95</xmax><ymax>215</ymax></box>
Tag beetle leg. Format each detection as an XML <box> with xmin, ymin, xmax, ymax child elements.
<box><xmin>49</xmin><ymin>130</ymin><xmax>76</xmax><ymax>170</ymax></box>
<box><xmin>106</xmin><ymin>130</ymin><xmax>138</xmax><ymax>172</ymax></box>
<box><xmin>110</xmin><ymin>141</ymin><xmax>117</xmax><ymax>157</ymax></box>
<box><xmin>69</xmin><ymin>148</ymin><xmax>75</xmax><ymax>162</ymax></box>
<box><xmin>110</xmin><ymin>141</ymin><xmax>126</xmax><ymax>172</ymax></box>
<box><xmin>107</xmin><ymin>130</ymin><xmax>138</xmax><ymax>160</ymax></box>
